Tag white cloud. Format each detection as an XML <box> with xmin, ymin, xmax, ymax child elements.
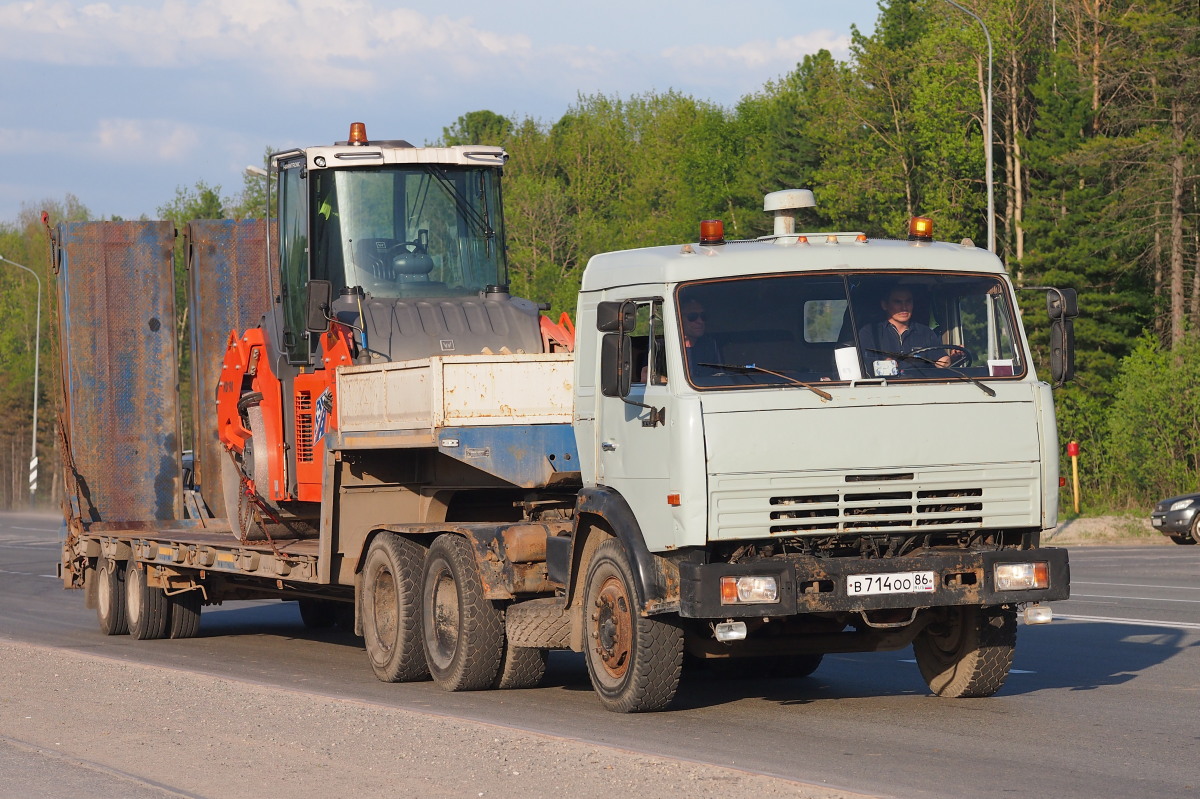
<box><xmin>94</xmin><ymin>118</ymin><xmax>203</xmax><ymax>161</ymax></box>
<box><xmin>662</xmin><ymin>30</ymin><xmax>851</xmax><ymax>73</ymax></box>
<box><xmin>0</xmin><ymin>0</ymin><xmax>532</xmax><ymax>87</ymax></box>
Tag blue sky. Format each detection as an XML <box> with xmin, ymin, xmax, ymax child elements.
<box><xmin>0</xmin><ymin>0</ymin><xmax>880</xmax><ymax>223</ymax></box>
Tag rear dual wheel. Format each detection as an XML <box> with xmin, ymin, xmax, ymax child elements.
<box><xmin>361</xmin><ymin>533</ymin><xmax>429</xmax><ymax>682</ymax></box>
<box><xmin>125</xmin><ymin>562</ymin><xmax>170</xmax><ymax>640</ymax></box>
<box><xmin>421</xmin><ymin>534</ymin><xmax>505</xmax><ymax>691</ymax></box>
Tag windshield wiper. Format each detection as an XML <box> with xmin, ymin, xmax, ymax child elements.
<box><xmin>697</xmin><ymin>363</ymin><xmax>832</xmax><ymax>402</ymax></box>
<box><xmin>423</xmin><ymin>165</ymin><xmax>494</xmax><ymax>242</ymax></box>
<box><xmin>864</xmin><ymin>350</ymin><xmax>996</xmax><ymax>397</ymax></box>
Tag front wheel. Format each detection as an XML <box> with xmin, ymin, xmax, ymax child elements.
<box><xmin>1173</xmin><ymin>517</ymin><xmax>1200</xmax><ymax>545</ymax></box>
<box><xmin>421</xmin><ymin>534</ymin><xmax>504</xmax><ymax>691</ymax></box>
<box><xmin>582</xmin><ymin>539</ymin><xmax>683</xmax><ymax>712</ymax></box>
<box><xmin>913</xmin><ymin>605</ymin><xmax>1016</xmax><ymax>698</ymax></box>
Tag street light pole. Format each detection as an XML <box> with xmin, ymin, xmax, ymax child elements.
<box><xmin>941</xmin><ymin>0</ymin><xmax>995</xmax><ymax>254</ymax></box>
<box><xmin>0</xmin><ymin>254</ymin><xmax>42</xmax><ymax>500</ymax></box>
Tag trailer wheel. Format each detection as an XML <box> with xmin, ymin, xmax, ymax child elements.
<box><xmin>493</xmin><ymin>640</ymin><xmax>547</xmax><ymax>690</ymax></box>
<box><xmin>361</xmin><ymin>533</ymin><xmax>429</xmax><ymax>682</ymax></box>
<box><xmin>125</xmin><ymin>562</ymin><xmax>170</xmax><ymax>641</ymax></box>
<box><xmin>582</xmin><ymin>539</ymin><xmax>683</xmax><ymax>712</ymax></box>
<box><xmin>96</xmin><ymin>559</ymin><xmax>128</xmax><ymax>636</ymax></box>
<box><xmin>913</xmin><ymin>605</ymin><xmax>1016</xmax><ymax>698</ymax></box>
<box><xmin>168</xmin><ymin>590</ymin><xmax>202</xmax><ymax>639</ymax></box>
<box><xmin>420</xmin><ymin>534</ymin><xmax>504</xmax><ymax>691</ymax></box>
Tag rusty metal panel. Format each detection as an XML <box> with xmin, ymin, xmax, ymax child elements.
<box><xmin>56</xmin><ymin>222</ymin><xmax>181</xmax><ymax>522</ymax></box>
<box><xmin>184</xmin><ymin>219</ymin><xmax>274</xmax><ymax>517</ymax></box>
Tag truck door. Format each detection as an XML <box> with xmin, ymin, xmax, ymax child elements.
<box><xmin>596</xmin><ymin>299</ymin><xmax>674</xmax><ymax>550</ymax></box>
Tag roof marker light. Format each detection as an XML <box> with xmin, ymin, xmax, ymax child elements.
<box><xmin>908</xmin><ymin>216</ymin><xmax>933</xmax><ymax>241</ymax></box>
<box><xmin>825</xmin><ymin>235</ymin><xmax>838</xmax><ymax>244</ymax></box>
<box><xmin>797</xmin><ymin>235</ymin><xmax>809</xmax><ymax>244</ymax></box>
<box><xmin>348</xmin><ymin>122</ymin><xmax>368</xmax><ymax>145</ymax></box>
<box><xmin>700</xmin><ymin>220</ymin><xmax>725</xmax><ymax>246</ymax></box>
<box><xmin>856</xmin><ymin>234</ymin><xmax>868</xmax><ymax>243</ymax></box>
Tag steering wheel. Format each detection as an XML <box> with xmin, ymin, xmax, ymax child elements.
<box><xmin>909</xmin><ymin>344</ymin><xmax>974</xmax><ymax>368</ymax></box>
<box><xmin>387</xmin><ymin>239</ymin><xmax>427</xmax><ymax>257</ymax></box>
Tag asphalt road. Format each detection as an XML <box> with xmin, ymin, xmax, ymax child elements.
<box><xmin>1</xmin><ymin>511</ymin><xmax>1197</xmax><ymax>798</ymax></box>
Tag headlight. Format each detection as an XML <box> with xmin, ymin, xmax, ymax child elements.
<box><xmin>720</xmin><ymin>575</ymin><xmax>779</xmax><ymax>604</ymax></box>
<box><xmin>1169</xmin><ymin>498</ymin><xmax>1195</xmax><ymax>512</ymax></box>
<box><xmin>994</xmin><ymin>562</ymin><xmax>1049</xmax><ymax>591</ymax></box>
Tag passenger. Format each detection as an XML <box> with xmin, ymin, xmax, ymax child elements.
<box><xmin>857</xmin><ymin>287</ymin><xmax>951</xmax><ymax>374</ymax></box>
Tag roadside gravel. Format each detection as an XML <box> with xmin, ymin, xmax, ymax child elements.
<box><xmin>1043</xmin><ymin>515</ymin><xmax>1168</xmax><ymax>546</ymax></box>
<box><xmin>0</xmin><ymin>640</ymin><xmax>869</xmax><ymax>799</ymax></box>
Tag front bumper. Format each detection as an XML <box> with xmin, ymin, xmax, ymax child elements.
<box><xmin>1150</xmin><ymin>507</ymin><xmax>1196</xmax><ymax>536</ymax></box>
<box><xmin>678</xmin><ymin>547</ymin><xmax>1070</xmax><ymax>619</ymax></box>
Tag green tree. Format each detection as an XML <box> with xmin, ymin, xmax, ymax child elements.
<box><xmin>442</xmin><ymin>110</ymin><xmax>514</xmax><ymax>146</ymax></box>
<box><xmin>158</xmin><ymin>181</ymin><xmax>226</xmax><ymax>450</ymax></box>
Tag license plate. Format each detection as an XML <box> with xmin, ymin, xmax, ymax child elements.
<box><xmin>847</xmin><ymin>571</ymin><xmax>936</xmax><ymax>596</ymax></box>
<box><xmin>1152</xmin><ymin>517</ymin><xmax>1163</xmax><ymax>527</ymax></box>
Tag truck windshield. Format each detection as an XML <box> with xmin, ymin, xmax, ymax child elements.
<box><xmin>310</xmin><ymin>164</ymin><xmax>506</xmax><ymax>298</ymax></box>
<box><xmin>676</xmin><ymin>272</ymin><xmax>1024</xmax><ymax>389</ymax></box>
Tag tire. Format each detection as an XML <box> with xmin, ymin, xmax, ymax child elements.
<box><xmin>582</xmin><ymin>539</ymin><xmax>683</xmax><ymax>713</ymax></box>
<box><xmin>1174</xmin><ymin>517</ymin><xmax>1199</xmax><ymax>545</ymax></box>
<box><xmin>96</xmin><ymin>559</ymin><xmax>128</xmax><ymax>636</ymax></box>
<box><xmin>220</xmin><ymin>453</ymin><xmax>262</xmax><ymax>542</ymax></box>
<box><xmin>506</xmin><ymin>597</ymin><xmax>571</xmax><ymax>649</ymax></box>
<box><xmin>421</xmin><ymin>534</ymin><xmax>505</xmax><ymax>691</ymax></box>
<box><xmin>168</xmin><ymin>590</ymin><xmax>202</xmax><ymax>639</ymax></box>
<box><xmin>913</xmin><ymin>605</ymin><xmax>1016</xmax><ymax>698</ymax></box>
<box><xmin>125</xmin><ymin>562</ymin><xmax>170</xmax><ymax>641</ymax></box>
<box><xmin>361</xmin><ymin>533</ymin><xmax>429</xmax><ymax>682</ymax></box>
<box><xmin>494</xmin><ymin>639</ymin><xmax>547</xmax><ymax>690</ymax></box>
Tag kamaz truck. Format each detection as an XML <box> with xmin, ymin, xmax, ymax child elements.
<box><xmin>58</xmin><ymin>124</ymin><xmax>1074</xmax><ymax>712</ymax></box>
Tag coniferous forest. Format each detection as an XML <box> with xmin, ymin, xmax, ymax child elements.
<box><xmin>0</xmin><ymin>0</ymin><xmax>1196</xmax><ymax>512</ymax></box>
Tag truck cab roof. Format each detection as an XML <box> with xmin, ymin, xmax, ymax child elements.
<box><xmin>580</xmin><ymin>235</ymin><xmax>1006</xmax><ymax>293</ymax></box>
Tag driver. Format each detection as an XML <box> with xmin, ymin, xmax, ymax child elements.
<box><xmin>857</xmin><ymin>286</ymin><xmax>952</xmax><ymax>373</ymax></box>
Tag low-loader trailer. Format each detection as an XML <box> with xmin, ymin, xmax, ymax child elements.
<box><xmin>58</xmin><ymin>125</ymin><xmax>1074</xmax><ymax>712</ymax></box>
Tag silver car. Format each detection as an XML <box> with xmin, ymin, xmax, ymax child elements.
<box><xmin>1150</xmin><ymin>493</ymin><xmax>1200</xmax><ymax>545</ymax></box>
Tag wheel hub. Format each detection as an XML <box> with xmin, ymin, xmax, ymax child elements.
<box><xmin>593</xmin><ymin>576</ymin><xmax>633</xmax><ymax>679</ymax></box>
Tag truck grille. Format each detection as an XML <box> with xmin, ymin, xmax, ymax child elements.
<box><xmin>710</xmin><ymin>465</ymin><xmax>1037</xmax><ymax>539</ymax></box>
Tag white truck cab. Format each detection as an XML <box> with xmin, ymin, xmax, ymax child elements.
<box><xmin>555</xmin><ymin>193</ymin><xmax>1074</xmax><ymax>710</ymax></box>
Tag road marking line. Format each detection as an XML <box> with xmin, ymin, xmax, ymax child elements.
<box><xmin>1071</xmin><ymin>593</ymin><xmax>1200</xmax><ymax>604</ymax></box>
<box><xmin>1056</xmin><ymin>613</ymin><xmax>1200</xmax><ymax>631</ymax></box>
<box><xmin>10</xmin><ymin>526</ymin><xmax>55</xmax><ymax>532</ymax></box>
<box><xmin>1073</xmin><ymin>581</ymin><xmax>1200</xmax><ymax>591</ymax></box>
<box><xmin>0</xmin><ymin>569</ymin><xmax>58</xmax><ymax>579</ymax></box>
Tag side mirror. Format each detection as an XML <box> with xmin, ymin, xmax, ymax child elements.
<box><xmin>1049</xmin><ymin>317</ymin><xmax>1075</xmax><ymax>385</ymax></box>
<box><xmin>306</xmin><ymin>279</ymin><xmax>333</xmax><ymax>333</ymax></box>
<box><xmin>597</xmin><ymin>300</ymin><xmax>637</xmax><ymax>332</ymax></box>
<box><xmin>600</xmin><ymin>333</ymin><xmax>633</xmax><ymax>397</ymax></box>
<box><xmin>1046</xmin><ymin>287</ymin><xmax>1078</xmax><ymax>320</ymax></box>
<box><xmin>1044</xmin><ymin>287</ymin><xmax>1077</xmax><ymax>386</ymax></box>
